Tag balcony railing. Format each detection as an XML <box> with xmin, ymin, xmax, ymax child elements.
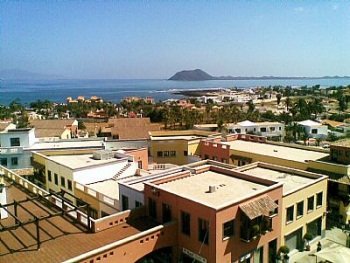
<box><xmin>0</xmin><ymin>147</ymin><xmax>23</xmax><ymax>154</ymax></box>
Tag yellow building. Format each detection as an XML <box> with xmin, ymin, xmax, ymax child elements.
<box><xmin>149</xmin><ymin>130</ymin><xmax>220</xmax><ymax>165</ymax></box>
<box><xmin>200</xmin><ymin>134</ymin><xmax>350</xmax><ymax>224</ymax></box>
<box><xmin>237</xmin><ymin>162</ymin><xmax>328</xmax><ymax>252</ymax></box>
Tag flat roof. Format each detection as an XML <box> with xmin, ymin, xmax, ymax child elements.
<box><xmin>47</xmin><ymin>154</ymin><xmax>123</xmax><ymax>170</ymax></box>
<box><xmin>1</xmin><ymin>179</ymin><xmax>158</xmax><ymax>263</ymax></box>
<box><xmin>29</xmin><ymin>140</ymin><xmax>103</xmax><ymax>150</ymax></box>
<box><xmin>151</xmin><ymin>135</ymin><xmax>203</xmax><ymax>141</ymax></box>
<box><xmin>224</xmin><ymin>140</ymin><xmax>328</xmax><ymax>163</ymax></box>
<box><xmin>156</xmin><ymin>170</ymin><xmax>271</xmax><ymax>209</ymax></box>
<box><xmin>87</xmin><ymin>176</ymin><xmax>138</xmax><ymax>199</ymax></box>
<box><xmin>238</xmin><ymin>165</ymin><xmax>320</xmax><ymax>195</ymax></box>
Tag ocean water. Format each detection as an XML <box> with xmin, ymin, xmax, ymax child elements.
<box><xmin>0</xmin><ymin>78</ymin><xmax>350</xmax><ymax>105</ymax></box>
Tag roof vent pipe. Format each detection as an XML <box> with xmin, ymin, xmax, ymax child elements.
<box><xmin>209</xmin><ymin>185</ymin><xmax>216</xmax><ymax>193</ymax></box>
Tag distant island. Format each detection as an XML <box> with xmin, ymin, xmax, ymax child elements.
<box><xmin>168</xmin><ymin>69</ymin><xmax>350</xmax><ymax>81</ymax></box>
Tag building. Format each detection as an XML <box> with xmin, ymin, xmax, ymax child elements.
<box><xmin>143</xmin><ymin>162</ymin><xmax>283</xmax><ymax>263</ymax></box>
<box><xmin>118</xmin><ymin>160</ymin><xmax>235</xmax><ymax>211</ymax></box>
<box><xmin>109</xmin><ymin>117</ymin><xmax>161</xmax><ymax>140</ymax></box>
<box><xmin>200</xmin><ymin>134</ymin><xmax>350</xmax><ymax>224</ymax></box>
<box><xmin>237</xmin><ymin>162</ymin><xmax>328</xmax><ymax>252</ymax></box>
<box><xmin>149</xmin><ymin>130</ymin><xmax>220</xmax><ymax>165</ymax></box>
<box><xmin>297</xmin><ymin>120</ymin><xmax>328</xmax><ymax>139</ymax></box>
<box><xmin>30</xmin><ymin>119</ymin><xmax>79</xmax><ymax>140</ymax></box>
<box><xmin>226</xmin><ymin>120</ymin><xmax>285</xmax><ymax>141</ymax></box>
<box><xmin>0</xmin><ymin>127</ymin><xmax>36</xmax><ymax>169</ymax></box>
<box><xmin>31</xmin><ymin>148</ymin><xmax>148</xmax><ymax>218</ymax></box>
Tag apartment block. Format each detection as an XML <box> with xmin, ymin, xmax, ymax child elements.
<box><xmin>144</xmin><ymin>163</ymin><xmax>283</xmax><ymax>263</ymax></box>
<box><xmin>237</xmin><ymin>162</ymin><xmax>328</xmax><ymax>252</ymax></box>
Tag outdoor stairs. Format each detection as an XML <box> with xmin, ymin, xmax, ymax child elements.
<box><xmin>113</xmin><ymin>163</ymin><xmax>131</xmax><ymax>180</ymax></box>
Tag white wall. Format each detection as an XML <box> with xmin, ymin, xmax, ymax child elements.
<box><xmin>118</xmin><ymin>183</ymin><xmax>144</xmax><ymax>211</ymax></box>
<box><xmin>73</xmin><ymin>160</ymin><xmax>136</xmax><ymax>185</ymax></box>
<box><xmin>0</xmin><ymin>186</ymin><xmax>8</xmax><ymax>219</ymax></box>
<box><xmin>0</xmin><ymin>128</ymin><xmax>36</xmax><ymax>148</ymax></box>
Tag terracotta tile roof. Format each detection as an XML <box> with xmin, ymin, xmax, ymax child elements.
<box><xmin>1</xmin><ymin>179</ymin><xmax>158</xmax><ymax>263</ymax></box>
<box><xmin>30</xmin><ymin>119</ymin><xmax>76</xmax><ymax>138</ymax></box>
<box><xmin>321</xmin><ymin>119</ymin><xmax>346</xmax><ymax>128</ymax></box>
<box><xmin>239</xmin><ymin>195</ymin><xmax>278</xmax><ymax>220</ymax></box>
<box><xmin>109</xmin><ymin>118</ymin><xmax>161</xmax><ymax>139</ymax></box>
<box><xmin>0</xmin><ymin>122</ymin><xmax>11</xmax><ymax>132</ymax></box>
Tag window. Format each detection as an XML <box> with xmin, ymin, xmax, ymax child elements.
<box><xmin>297</xmin><ymin>201</ymin><xmax>304</xmax><ymax>218</ymax></box>
<box><xmin>235</xmin><ymin>128</ymin><xmax>241</xmax><ymax>133</ymax></box>
<box><xmin>162</xmin><ymin>203</ymin><xmax>172</xmax><ymax>223</ymax></box>
<box><xmin>181</xmin><ymin>211</ymin><xmax>191</xmax><ymax>236</ymax></box>
<box><xmin>60</xmin><ymin>177</ymin><xmax>66</xmax><ymax>187</ymax></box>
<box><xmin>270</xmin><ymin>127</ymin><xmax>276</xmax><ymax>131</ymax></box>
<box><xmin>272</xmin><ymin>200</ymin><xmax>278</xmax><ymax>216</ymax></box>
<box><xmin>0</xmin><ymin>158</ymin><xmax>7</xmax><ymax>166</ymax></box>
<box><xmin>311</xmin><ymin>129</ymin><xmax>318</xmax><ymax>134</ymax></box>
<box><xmin>286</xmin><ymin>206</ymin><xmax>294</xmax><ymax>223</ymax></box>
<box><xmin>148</xmin><ymin>198</ymin><xmax>157</xmax><ymax>219</ymax></box>
<box><xmin>260</xmin><ymin>127</ymin><xmax>267</xmax><ymax>132</ymax></box>
<box><xmin>279</xmin><ymin>127</ymin><xmax>282</xmax><ymax>131</ymax></box>
<box><xmin>308</xmin><ymin>196</ymin><xmax>315</xmax><ymax>212</ymax></box>
<box><xmin>48</xmin><ymin>170</ymin><xmax>52</xmax><ymax>182</ymax></box>
<box><xmin>163</xmin><ymin>151</ymin><xmax>170</xmax><ymax>157</ymax></box>
<box><xmin>316</xmin><ymin>192</ymin><xmax>323</xmax><ymax>207</ymax></box>
<box><xmin>10</xmin><ymin>137</ymin><xmax>20</xmax><ymax>146</ymax></box>
<box><xmin>223</xmin><ymin>219</ymin><xmax>234</xmax><ymax>239</ymax></box>
<box><xmin>157</xmin><ymin>151</ymin><xmax>163</xmax><ymax>157</ymax></box>
<box><xmin>184</xmin><ymin>151</ymin><xmax>188</xmax><ymax>156</ymax></box>
<box><xmin>135</xmin><ymin>201</ymin><xmax>142</xmax><ymax>208</ymax></box>
<box><xmin>67</xmin><ymin>179</ymin><xmax>72</xmax><ymax>190</ymax></box>
<box><xmin>170</xmin><ymin>151</ymin><xmax>176</xmax><ymax>157</ymax></box>
<box><xmin>11</xmin><ymin>157</ymin><xmax>18</xmax><ymax>166</ymax></box>
<box><xmin>122</xmin><ymin>195</ymin><xmax>129</xmax><ymax>210</ymax></box>
<box><xmin>204</xmin><ymin>154</ymin><xmax>209</xmax><ymax>159</ymax></box>
<box><xmin>198</xmin><ymin>218</ymin><xmax>209</xmax><ymax>245</ymax></box>
<box><xmin>54</xmin><ymin>173</ymin><xmax>58</xmax><ymax>185</ymax></box>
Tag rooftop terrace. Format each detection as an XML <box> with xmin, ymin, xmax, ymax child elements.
<box><xmin>237</xmin><ymin>163</ymin><xmax>326</xmax><ymax>195</ymax></box>
<box><xmin>153</xmin><ymin>166</ymin><xmax>279</xmax><ymax>210</ymax></box>
<box><xmin>46</xmin><ymin>154</ymin><xmax>125</xmax><ymax>170</ymax></box>
<box><xmin>0</xmin><ymin>178</ymin><xmax>158</xmax><ymax>263</ymax></box>
<box><xmin>224</xmin><ymin>140</ymin><xmax>328</xmax><ymax>163</ymax></box>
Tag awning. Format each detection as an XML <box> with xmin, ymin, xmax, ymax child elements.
<box><xmin>239</xmin><ymin>195</ymin><xmax>278</xmax><ymax>220</ymax></box>
<box><xmin>314</xmin><ymin>244</ymin><xmax>350</xmax><ymax>263</ymax></box>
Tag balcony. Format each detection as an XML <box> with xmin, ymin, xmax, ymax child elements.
<box><xmin>240</xmin><ymin>216</ymin><xmax>273</xmax><ymax>242</ymax></box>
<box><xmin>0</xmin><ymin>147</ymin><xmax>23</xmax><ymax>155</ymax></box>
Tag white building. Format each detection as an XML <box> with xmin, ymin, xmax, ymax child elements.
<box><xmin>298</xmin><ymin>120</ymin><xmax>328</xmax><ymax>139</ymax></box>
<box><xmin>227</xmin><ymin>120</ymin><xmax>285</xmax><ymax>140</ymax></box>
<box><xmin>38</xmin><ymin>150</ymin><xmax>138</xmax><ymax>203</ymax></box>
<box><xmin>0</xmin><ymin>127</ymin><xmax>36</xmax><ymax>169</ymax></box>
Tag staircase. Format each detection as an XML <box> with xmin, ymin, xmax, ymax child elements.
<box><xmin>113</xmin><ymin>163</ymin><xmax>132</xmax><ymax>180</ymax></box>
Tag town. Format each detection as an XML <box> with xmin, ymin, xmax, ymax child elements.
<box><xmin>1</xmin><ymin>84</ymin><xmax>350</xmax><ymax>263</ymax></box>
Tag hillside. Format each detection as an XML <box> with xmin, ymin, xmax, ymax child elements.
<box><xmin>168</xmin><ymin>69</ymin><xmax>215</xmax><ymax>81</ymax></box>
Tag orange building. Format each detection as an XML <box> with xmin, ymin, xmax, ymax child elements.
<box><xmin>144</xmin><ymin>163</ymin><xmax>283</xmax><ymax>263</ymax></box>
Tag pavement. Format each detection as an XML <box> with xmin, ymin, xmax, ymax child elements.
<box><xmin>291</xmin><ymin>227</ymin><xmax>350</xmax><ymax>263</ymax></box>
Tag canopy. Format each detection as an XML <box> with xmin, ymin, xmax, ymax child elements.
<box><xmin>314</xmin><ymin>244</ymin><xmax>350</xmax><ymax>263</ymax></box>
<box><xmin>239</xmin><ymin>195</ymin><xmax>278</xmax><ymax>220</ymax></box>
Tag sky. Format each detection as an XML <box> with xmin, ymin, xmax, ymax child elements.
<box><xmin>0</xmin><ymin>1</ymin><xmax>350</xmax><ymax>79</ymax></box>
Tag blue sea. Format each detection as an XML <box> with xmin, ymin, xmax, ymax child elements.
<box><xmin>1</xmin><ymin>78</ymin><xmax>350</xmax><ymax>105</ymax></box>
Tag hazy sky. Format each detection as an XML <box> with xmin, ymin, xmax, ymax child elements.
<box><xmin>1</xmin><ymin>1</ymin><xmax>350</xmax><ymax>79</ymax></box>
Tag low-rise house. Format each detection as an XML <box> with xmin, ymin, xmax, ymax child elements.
<box><xmin>227</xmin><ymin>120</ymin><xmax>285</xmax><ymax>140</ymax></box>
<box><xmin>30</xmin><ymin>119</ymin><xmax>79</xmax><ymax>140</ymax></box>
<box><xmin>298</xmin><ymin>120</ymin><xmax>328</xmax><ymax>139</ymax></box>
